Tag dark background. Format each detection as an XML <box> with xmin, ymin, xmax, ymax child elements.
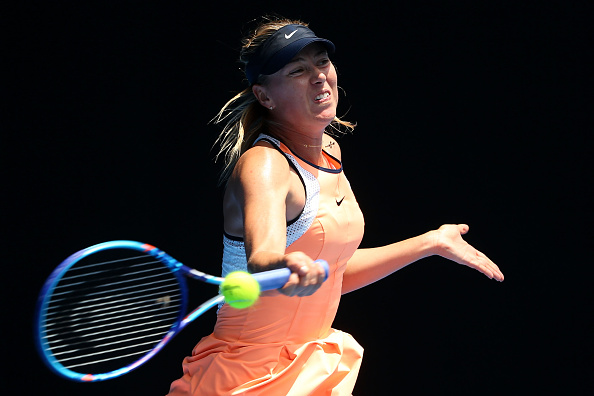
<box><xmin>4</xmin><ymin>1</ymin><xmax>592</xmax><ymax>394</ymax></box>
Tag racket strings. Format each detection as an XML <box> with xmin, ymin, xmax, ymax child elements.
<box><xmin>46</xmin><ymin>285</ymin><xmax>181</xmax><ymax>320</ymax></box>
<box><xmin>40</xmin><ymin>249</ymin><xmax>185</xmax><ymax>373</ymax></box>
<box><xmin>49</xmin><ymin>259</ymin><xmax>169</xmax><ymax>297</ymax></box>
<box><xmin>49</xmin><ymin>318</ymin><xmax>175</xmax><ymax>352</ymax></box>
<box><xmin>46</xmin><ymin>286</ymin><xmax>181</xmax><ymax>323</ymax></box>
<box><xmin>45</xmin><ymin>298</ymin><xmax>181</xmax><ymax>336</ymax></box>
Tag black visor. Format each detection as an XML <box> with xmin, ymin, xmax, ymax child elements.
<box><xmin>245</xmin><ymin>24</ymin><xmax>335</xmax><ymax>84</ymax></box>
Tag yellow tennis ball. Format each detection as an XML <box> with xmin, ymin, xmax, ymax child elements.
<box><xmin>220</xmin><ymin>271</ymin><xmax>260</xmax><ymax>309</ymax></box>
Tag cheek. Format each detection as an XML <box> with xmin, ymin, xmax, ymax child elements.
<box><xmin>327</xmin><ymin>71</ymin><xmax>339</xmax><ymax>96</ymax></box>
<box><xmin>328</xmin><ymin>65</ymin><xmax>338</xmax><ymax>84</ymax></box>
<box><xmin>273</xmin><ymin>82</ymin><xmax>308</xmax><ymax>107</ymax></box>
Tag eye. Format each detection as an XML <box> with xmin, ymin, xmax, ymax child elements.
<box><xmin>318</xmin><ymin>57</ymin><xmax>330</xmax><ymax>67</ymax></box>
<box><xmin>288</xmin><ymin>67</ymin><xmax>304</xmax><ymax>76</ymax></box>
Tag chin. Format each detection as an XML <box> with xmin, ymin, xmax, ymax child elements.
<box><xmin>318</xmin><ymin>105</ymin><xmax>337</xmax><ymax>119</ymax></box>
<box><xmin>314</xmin><ymin>114</ymin><xmax>336</xmax><ymax>127</ymax></box>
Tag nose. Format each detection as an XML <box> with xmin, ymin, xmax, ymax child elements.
<box><xmin>312</xmin><ymin>70</ymin><xmax>327</xmax><ymax>85</ymax></box>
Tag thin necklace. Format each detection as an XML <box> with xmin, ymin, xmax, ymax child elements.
<box><xmin>302</xmin><ymin>143</ymin><xmax>323</xmax><ymax>148</ymax></box>
<box><xmin>302</xmin><ymin>141</ymin><xmax>335</xmax><ymax>149</ymax></box>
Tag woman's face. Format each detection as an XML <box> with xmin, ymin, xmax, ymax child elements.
<box><xmin>256</xmin><ymin>43</ymin><xmax>339</xmax><ymax>132</ymax></box>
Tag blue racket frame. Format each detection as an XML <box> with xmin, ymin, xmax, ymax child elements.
<box><xmin>34</xmin><ymin>240</ymin><xmax>328</xmax><ymax>382</ymax></box>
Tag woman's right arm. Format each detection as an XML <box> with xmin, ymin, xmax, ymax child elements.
<box><xmin>226</xmin><ymin>146</ymin><xmax>326</xmax><ymax>296</ymax></box>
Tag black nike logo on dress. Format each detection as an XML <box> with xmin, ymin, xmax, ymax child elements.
<box><xmin>336</xmin><ymin>196</ymin><xmax>345</xmax><ymax>206</ymax></box>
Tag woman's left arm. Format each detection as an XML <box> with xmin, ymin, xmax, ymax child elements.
<box><xmin>342</xmin><ymin>224</ymin><xmax>504</xmax><ymax>294</ymax></box>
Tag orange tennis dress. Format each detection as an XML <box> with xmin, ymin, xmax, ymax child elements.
<box><xmin>167</xmin><ymin>135</ymin><xmax>365</xmax><ymax>395</ymax></box>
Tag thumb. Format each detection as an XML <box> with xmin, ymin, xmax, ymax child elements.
<box><xmin>458</xmin><ymin>224</ymin><xmax>470</xmax><ymax>235</ymax></box>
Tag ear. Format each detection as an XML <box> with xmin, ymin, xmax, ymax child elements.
<box><xmin>252</xmin><ymin>85</ymin><xmax>274</xmax><ymax>109</ymax></box>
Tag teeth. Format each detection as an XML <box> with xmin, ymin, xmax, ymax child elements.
<box><xmin>315</xmin><ymin>92</ymin><xmax>330</xmax><ymax>101</ymax></box>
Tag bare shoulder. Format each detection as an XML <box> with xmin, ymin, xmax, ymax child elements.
<box><xmin>223</xmin><ymin>144</ymin><xmax>292</xmax><ymax>236</ymax></box>
<box><xmin>322</xmin><ymin>133</ymin><xmax>342</xmax><ymax>160</ymax></box>
<box><xmin>229</xmin><ymin>142</ymin><xmax>291</xmax><ymax>192</ymax></box>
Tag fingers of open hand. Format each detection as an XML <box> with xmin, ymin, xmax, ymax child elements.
<box><xmin>437</xmin><ymin>224</ymin><xmax>504</xmax><ymax>282</ymax></box>
<box><xmin>470</xmin><ymin>250</ymin><xmax>505</xmax><ymax>282</ymax></box>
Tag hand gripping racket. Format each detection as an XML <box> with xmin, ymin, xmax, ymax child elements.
<box><xmin>34</xmin><ymin>240</ymin><xmax>329</xmax><ymax>382</ymax></box>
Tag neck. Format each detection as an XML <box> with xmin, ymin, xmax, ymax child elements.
<box><xmin>266</xmin><ymin>124</ymin><xmax>326</xmax><ymax>164</ymax></box>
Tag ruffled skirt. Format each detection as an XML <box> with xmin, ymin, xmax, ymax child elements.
<box><xmin>166</xmin><ymin>328</ymin><xmax>363</xmax><ymax>396</ymax></box>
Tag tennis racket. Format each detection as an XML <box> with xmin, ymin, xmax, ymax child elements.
<box><xmin>34</xmin><ymin>240</ymin><xmax>329</xmax><ymax>382</ymax></box>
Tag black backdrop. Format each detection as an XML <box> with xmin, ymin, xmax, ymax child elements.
<box><xmin>4</xmin><ymin>1</ymin><xmax>592</xmax><ymax>395</ymax></box>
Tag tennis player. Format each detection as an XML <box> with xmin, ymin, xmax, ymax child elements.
<box><xmin>166</xmin><ymin>17</ymin><xmax>503</xmax><ymax>396</ymax></box>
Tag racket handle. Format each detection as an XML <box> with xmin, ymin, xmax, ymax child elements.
<box><xmin>252</xmin><ymin>260</ymin><xmax>329</xmax><ymax>291</ymax></box>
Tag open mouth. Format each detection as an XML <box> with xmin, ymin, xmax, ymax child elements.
<box><xmin>315</xmin><ymin>92</ymin><xmax>330</xmax><ymax>101</ymax></box>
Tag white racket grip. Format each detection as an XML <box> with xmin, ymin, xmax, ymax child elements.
<box><xmin>251</xmin><ymin>260</ymin><xmax>329</xmax><ymax>291</ymax></box>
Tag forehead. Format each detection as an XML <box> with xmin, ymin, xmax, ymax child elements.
<box><xmin>292</xmin><ymin>42</ymin><xmax>329</xmax><ymax>60</ymax></box>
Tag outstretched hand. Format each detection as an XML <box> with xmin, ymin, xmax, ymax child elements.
<box><xmin>433</xmin><ymin>224</ymin><xmax>504</xmax><ymax>281</ymax></box>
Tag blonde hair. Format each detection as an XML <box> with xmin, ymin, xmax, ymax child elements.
<box><xmin>213</xmin><ymin>17</ymin><xmax>355</xmax><ymax>184</ymax></box>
